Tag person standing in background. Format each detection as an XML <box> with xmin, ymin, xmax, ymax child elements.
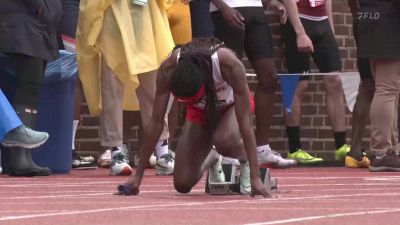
<box><xmin>210</xmin><ymin>0</ymin><xmax>296</xmax><ymax>168</ymax></box>
<box><xmin>77</xmin><ymin>0</ymin><xmax>175</xmax><ymax>176</ymax></box>
<box><xmin>0</xmin><ymin>0</ymin><xmax>62</xmax><ymax>176</ymax></box>
<box><xmin>357</xmin><ymin>0</ymin><xmax>400</xmax><ymax>171</ymax></box>
<box><xmin>280</xmin><ymin>0</ymin><xmax>349</xmax><ymax>165</ymax></box>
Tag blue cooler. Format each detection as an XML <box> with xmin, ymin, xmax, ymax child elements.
<box><xmin>0</xmin><ymin>51</ymin><xmax>77</xmax><ymax>174</ymax></box>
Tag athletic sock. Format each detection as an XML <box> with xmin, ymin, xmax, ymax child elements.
<box><xmin>155</xmin><ymin>139</ymin><xmax>169</xmax><ymax>158</ymax></box>
<box><xmin>72</xmin><ymin>120</ymin><xmax>79</xmax><ymax>150</ymax></box>
<box><xmin>286</xmin><ymin>126</ymin><xmax>301</xmax><ymax>153</ymax></box>
<box><xmin>333</xmin><ymin>131</ymin><xmax>346</xmax><ymax>149</ymax></box>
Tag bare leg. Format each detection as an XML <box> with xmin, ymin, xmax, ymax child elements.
<box><xmin>173</xmin><ymin>121</ymin><xmax>214</xmax><ymax>193</ymax></box>
<box><xmin>284</xmin><ymin>80</ymin><xmax>309</xmax><ymax>126</ymax></box>
<box><xmin>213</xmin><ymin>106</ymin><xmax>247</xmax><ymax>161</ymax></box>
<box><xmin>251</xmin><ymin>58</ymin><xmax>278</xmax><ymax>146</ymax></box>
<box><xmin>323</xmin><ymin>74</ymin><xmax>346</xmax><ymax>132</ymax></box>
<box><xmin>349</xmin><ymin>79</ymin><xmax>374</xmax><ymax>160</ymax></box>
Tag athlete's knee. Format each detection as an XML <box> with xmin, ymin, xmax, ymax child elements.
<box><xmin>324</xmin><ymin>76</ymin><xmax>342</xmax><ymax>93</ymax></box>
<box><xmin>174</xmin><ymin>182</ymin><xmax>192</xmax><ymax>193</ymax></box>
<box><xmin>257</xmin><ymin>73</ymin><xmax>279</xmax><ymax>91</ymax></box>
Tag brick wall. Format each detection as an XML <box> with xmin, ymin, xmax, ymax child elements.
<box><xmin>75</xmin><ymin>0</ymin><xmax>370</xmax><ymax>161</ymax></box>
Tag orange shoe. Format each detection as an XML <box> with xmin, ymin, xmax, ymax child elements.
<box><xmin>345</xmin><ymin>155</ymin><xmax>371</xmax><ymax>168</ymax></box>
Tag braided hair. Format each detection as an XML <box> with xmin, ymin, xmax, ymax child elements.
<box><xmin>171</xmin><ymin>37</ymin><xmax>225</xmax><ymax>134</ymax></box>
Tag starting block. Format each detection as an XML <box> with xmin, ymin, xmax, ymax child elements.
<box><xmin>205</xmin><ymin>164</ymin><xmax>277</xmax><ymax>195</ymax></box>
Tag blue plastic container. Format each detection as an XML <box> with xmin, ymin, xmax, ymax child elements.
<box><xmin>0</xmin><ymin>51</ymin><xmax>77</xmax><ymax>174</ymax></box>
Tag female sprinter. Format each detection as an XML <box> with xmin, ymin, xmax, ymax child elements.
<box><xmin>118</xmin><ymin>37</ymin><xmax>274</xmax><ymax>197</ymax></box>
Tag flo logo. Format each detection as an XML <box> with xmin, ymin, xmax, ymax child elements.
<box><xmin>358</xmin><ymin>12</ymin><xmax>380</xmax><ymax>20</ymax></box>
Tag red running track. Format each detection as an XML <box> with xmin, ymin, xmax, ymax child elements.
<box><xmin>1</xmin><ymin>167</ymin><xmax>400</xmax><ymax>225</ymax></box>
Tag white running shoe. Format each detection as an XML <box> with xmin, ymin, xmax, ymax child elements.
<box><xmin>98</xmin><ymin>149</ymin><xmax>112</xmax><ymax>168</ymax></box>
<box><xmin>110</xmin><ymin>152</ymin><xmax>132</xmax><ymax>176</ymax></box>
<box><xmin>155</xmin><ymin>153</ymin><xmax>174</xmax><ymax>175</ymax></box>
<box><xmin>209</xmin><ymin>154</ymin><xmax>225</xmax><ymax>183</ymax></box>
<box><xmin>239</xmin><ymin>161</ymin><xmax>251</xmax><ymax>195</ymax></box>
<box><xmin>257</xmin><ymin>147</ymin><xmax>297</xmax><ymax>168</ymax></box>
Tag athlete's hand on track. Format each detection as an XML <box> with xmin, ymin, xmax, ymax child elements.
<box><xmin>250</xmin><ymin>177</ymin><xmax>278</xmax><ymax>198</ymax></box>
<box><xmin>116</xmin><ymin>174</ymin><xmax>141</xmax><ymax>196</ymax></box>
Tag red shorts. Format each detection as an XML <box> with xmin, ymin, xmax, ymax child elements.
<box><xmin>186</xmin><ymin>92</ymin><xmax>255</xmax><ymax>125</ymax></box>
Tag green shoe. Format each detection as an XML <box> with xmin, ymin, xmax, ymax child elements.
<box><xmin>335</xmin><ymin>144</ymin><xmax>350</xmax><ymax>161</ymax></box>
<box><xmin>288</xmin><ymin>149</ymin><xmax>323</xmax><ymax>165</ymax></box>
<box><xmin>1</xmin><ymin>125</ymin><xmax>49</xmax><ymax>149</ymax></box>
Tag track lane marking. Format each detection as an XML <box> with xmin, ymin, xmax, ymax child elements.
<box><xmin>1</xmin><ymin>192</ymin><xmax>400</xmax><ymax>221</ymax></box>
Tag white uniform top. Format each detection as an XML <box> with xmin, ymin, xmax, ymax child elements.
<box><xmin>177</xmin><ymin>51</ymin><xmax>234</xmax><ymax>110</ymax></box>
<box><xmin>210</xmin><ymin>0</ymin><xmax>263</xmax><ymax>12</ymax></box>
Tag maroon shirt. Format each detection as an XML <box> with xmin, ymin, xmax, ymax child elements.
<box><xmin>297</xmin><ymin>0</ymin><xmax>327</xmax><ymax>17</ymax></box>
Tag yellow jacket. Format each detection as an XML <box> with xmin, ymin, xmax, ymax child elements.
<box><xmin>76</xmin><ymin>0</ymin><xmax>174</xmax><ymax>116</ymax></box>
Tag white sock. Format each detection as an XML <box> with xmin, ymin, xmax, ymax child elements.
<box><xmin>155</xmin><ymin>139</ymin><xmax>169</xmax><ymax>158</ymax></box>
<box><xmin>72</xmin><ymin>120</ymin><xmax>79</xmax><ymax>150</ymax></box>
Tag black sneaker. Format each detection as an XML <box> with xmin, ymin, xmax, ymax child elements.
<box><xmin>72</xmin><ymin>152</ymin><xmax>97</xmax><ymax>170</ymax></box>
<box><xmin>369</xmin><ymin>153</ymin><xmax>400</xmax><ymax>172</ymax></box>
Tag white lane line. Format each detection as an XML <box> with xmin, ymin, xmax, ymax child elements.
<box><xmin>1</xmin><ymin>192</ymin><xmax>400</xmax><ymax>221</ymax></box>
<box><xmin>0</xmin><ymin>199</ymin><xmax>255</xmax><ymax>221</ymax></box>
<box><xmin>243</xmin><ymin>208</ymin><xmax>400</xmax><ymax>225</ymax></box>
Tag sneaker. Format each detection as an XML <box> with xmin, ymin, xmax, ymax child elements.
<box><xmin>288</xmin><ymin>149</ymin><xmax>323</xmax><ymax>165</ymax></box>
<box><xmin>72</xmin><ymin>151</ymin><xmax>97</xmax><ymax>170</ymax></box>
<box><xmin>258</xmin><ymin>148</ymin><xmax>297</xmax><ymax>168</ymax></box>
<box><xmin>98</xmin><ymin>149</ymin><xmax>112</xmax><ymax>168</ymax></box>
<box><xmin>369</xmin><ymin>153</ymin><xmax>400</xmax><ymax>172</ymax></box>
<box><xmin>209</xmin><ymin>154</ymin><xmax>225</xmax><ymax>183</ymax></box>
<box><xmin>110</xmin><ymin>152</ymin><xmax>132</xmax><ymax>176</ymax></box>
<box><xmin>155</xmin><ymin>153</ymin><xmax>174</xmax><ymax>175</ymax></box>
<box><xmin>345</xmin><ymin>155</ymin><xmax>371</xmax><ymax>168</ymax></box>
<box><xmin>335</xmin><ymin>144</ymin><xmax>351</xmax><ymax>161</ymax></box>
<box><xmin>239</xmin><ymin>161</ymin><xmax>251</xmax><ymax>195</ymax></box>
<box><xmin>1</xmin><ymin>125</ymin><xmax>49</xmax><ymax>149</ymax></box>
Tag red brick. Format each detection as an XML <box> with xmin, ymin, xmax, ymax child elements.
<box><xmin>345</xmin><ymin>38</ymin><xmax>356</xmax><ymax>48</ymax></box>
<box><xmin>333</xmin><ymin>14</ymin><xmax>345</xmax><ymax>24</ymax></box>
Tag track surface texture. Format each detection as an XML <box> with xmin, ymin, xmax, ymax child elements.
<box><xmin>1</xmin><ymin>167</ymin><xmax>400</xmax><ymax>225</ymax></box>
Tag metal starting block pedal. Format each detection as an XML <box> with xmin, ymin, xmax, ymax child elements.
<box><xmin>205</xmin><ymin>164</ymin><xmax>278</xmax><ymax>195</ymax></box>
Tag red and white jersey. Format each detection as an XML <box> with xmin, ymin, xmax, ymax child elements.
<box><xmin>176</xmin><ymin>51</ymin><xmax>234</xmax><ymax>111</ymax></box>
<box><xmin>296</xmin><ymin>0</ymin><xmax>328</xmax><ymax>21</ymax></box>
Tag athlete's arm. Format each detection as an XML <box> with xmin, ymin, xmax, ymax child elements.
<box><xmin>122</xmin><ymin>52</ymin><xmax>177</xmax><ymax>195</ymax></box>
<box><xmin>217</xmin><ymin>48</ymin><xmax>272</xmax><ymax>197</ymax></box>
<box><xmin>282</xmin><ymin>0</ymin><xmax>314</xmax><ymax>52</ymax></box>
